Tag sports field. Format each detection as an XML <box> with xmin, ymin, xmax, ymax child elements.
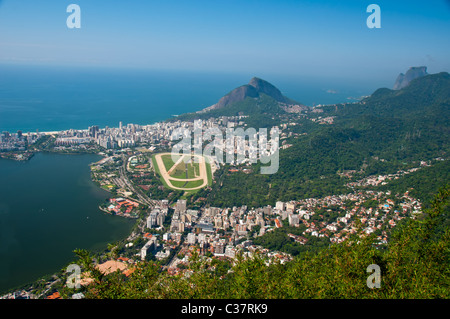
<box><xmin>152</xmin><ymin>153</ymin><xmax>212</xmax><ymax>191</ymax></box>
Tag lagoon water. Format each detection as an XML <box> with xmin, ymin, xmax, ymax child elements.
<box><xmin>0</xmin><ymin>153</ymin><xmax>135</xmax><ymax>293</ymax></box>
<box><xmin>0</xmin><ymin>64</ymin><xmax>387</xmax><ymax>294</ymax></box>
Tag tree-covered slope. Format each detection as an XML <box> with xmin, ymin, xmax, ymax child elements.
<box><xmin>201</xmin><ymin>72</ymin><xmax>449</xmax><ymax>207</ymax></box>
<box><xmin>172</xmin><ymin>77</ymin><xmax>308</xmax><ymax>126</ymax></box>
<box><xmin>63</xmin><ymin>186</ymin><xmax>449</xmax><ymax>299</ymax></box>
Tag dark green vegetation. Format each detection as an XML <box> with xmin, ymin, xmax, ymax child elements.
<box><xmin>174</xmin><ymin>77</ymin><xmax>307</xmax><ymax>128</ymax></box>
<box><xmin>198</xmin><ymin>73</ymin><xmax>450</xmax><ymax>208</ymax></box>
<box><xmin>380</xmin><ymin>159</ymin><xmax>450</xmax><ymax>206</ymax></box>
<box><xmin>252</xmin><ymin>225</ymin><xmax>330</xmax><ymax>256</ymax></box>
<box><xmin>53</xmin><ymin>73</ymin><xmax>449</xmax><ymax>300</ymax></box>
<box><xmin>175</xmin><ymin>93</ymin><xmax>287</xmax><ymax>128</ymax></box>
<box><xmin>132</xmin><ymin>155</ymin><xmax>184</xmax><ymax>202</ymax></box>
<box><xmin>22</xmin><ymin>72</ymin><xmax>448</xmax><ymax>299</ymax></box>
<box><xmin>62</xmin><ymin>186</ymin><xmax>449</xmax><ymax>298</ymax></box>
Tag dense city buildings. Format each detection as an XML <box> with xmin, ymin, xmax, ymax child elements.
<box><xmin>0</xmin><ymin>115</ymin><xmax>436</xmax><ymax>299</ymax></box>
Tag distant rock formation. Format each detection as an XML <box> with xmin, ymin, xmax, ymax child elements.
<box><xmin>393</xmin><ymin>66</ymin><xmax>428</xmax><ymax>90</ymax></box>
<box><xmin>209</xmin><ymin>83</ymin><xmax>259</xmax><ymax>111</ymax></box>
<box><xmin>201</xmin><ymin>77</ymin><xmax>308</xmax><ymax>113</ymax></box>
<box><xmin>248</xmin><ymin>77</ymin><xmax>292</xmax><ymax>104</ymax></box>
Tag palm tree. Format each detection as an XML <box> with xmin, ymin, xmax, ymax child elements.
<box><xmin>107</xmin><ymin>243</ymin><xmax>119</xmax><ymax>260</ymax></box>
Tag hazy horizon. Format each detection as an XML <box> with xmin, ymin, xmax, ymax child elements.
<box><xmin>0</xmin><ymin>64</ymin><xmax>385</xmax><ymax>133</ymax></box>
<box><xmin>0</xmin><ymin>0</ymin><xmax>449</xmax><ymax>83</ymax></box>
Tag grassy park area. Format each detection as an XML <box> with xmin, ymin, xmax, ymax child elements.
<box><xmin>152</xmin><ymin>153</ymin><xmax>211</xmax><ymax>191</ymax></box>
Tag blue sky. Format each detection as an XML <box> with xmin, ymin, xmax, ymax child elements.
<box><xmin>0</xmin><ymin>0</ymin><xmax>449</xmax><ymax>82</ymax></box>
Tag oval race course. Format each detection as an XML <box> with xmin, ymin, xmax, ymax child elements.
<box><xmin>153</xmin><ymin>153</ymin><xmax>210</xmax><ymax>191</ymax></box>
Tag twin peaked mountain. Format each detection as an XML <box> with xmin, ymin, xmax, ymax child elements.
<box><xmin>176</xmin><ymin>69</ymin><xmax>449</xmax><ymax>122</ymax></box>
<box><xmin>200</xmin><ymin>77</ymin><xmax>309</xmax><ymax>115</ymax></box>
<box><xmin>393</xmin><ymin>66</ymin><xmax>428</xmax><ymax>90</ymax></box>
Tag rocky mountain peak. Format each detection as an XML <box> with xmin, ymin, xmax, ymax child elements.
<box><xmin>393</xmin><ymin>66</ymin><xmax>428</xmax><ymax>90</ymax></box>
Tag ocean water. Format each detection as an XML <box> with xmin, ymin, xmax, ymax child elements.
<box><xmin>0</xmin><ymin>64</ymin><xmax>386</xmax><ymax>133</ymax></box>
<box><xmin>0</xmin><ymin>64</ymin><xmax>387</xmax><ymax>294</ymax></box>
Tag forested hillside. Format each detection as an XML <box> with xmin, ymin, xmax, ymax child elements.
<box><xmin>63</xmin><ymin>186</ymin><xmax>449</xmax><ymax>299</ymax></box>
<box><xmin>200</xmin><ymin>73</ymin><xmax>450</xmax><ymax>207</ymax></box>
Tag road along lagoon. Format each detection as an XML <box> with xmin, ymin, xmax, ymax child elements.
<box><xmin>0</xmin><ymin>153</ymin><xmax>135</xmax><ymax>294</ymax></box>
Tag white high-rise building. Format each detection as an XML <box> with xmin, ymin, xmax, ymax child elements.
<box><xmin>198</xmin><ymin>233</ymin><xmax>207</xmax><ymax>243</ymax></box>
<box><xmin>187</xmin><ymin>233</ymin><xmax>197</xmax><ymax>245</ymax></box>
<box><xmin>225</xmin><ymin>245</ymin><xmax>236</xmax><ymax>259</ymax></box>
<box><xmin>140</xmin><ymin>238</ymin><xmax>157</xmax><ymax>261</ymax></box>
<box><xmin>147</xmin><ymin>212</ymin><xmax>158</xmax><ymax>228</ymax></box>
<box><xmin>176</xmin><ymin>199</ymin><xmax>187</xmax><ymax>213</ymax></box>
<box><xmin>275</xmin><ymin>201</ymin><xmax>285</xmax><ymax>211</ymax></box>
<box><xmin>289</xmin><ymin>214</ymin><xmax>300</xmax><ymax>226</ymax></box>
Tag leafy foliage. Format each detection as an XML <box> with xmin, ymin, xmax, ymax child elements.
<box><xmin>70</xmin><ymin>186</ymin><xmax>449</xmax><ymax>299</ymax></box>
<box><xmin>202</xmin><ymin>72</ymin><xmax>450</xmax><ymax>207</ymax></box>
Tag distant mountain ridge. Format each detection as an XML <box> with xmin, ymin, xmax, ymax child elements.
<box><xmin>204</xmin><ymin>69</ymin><xmax>450</xmax><ymax>208</ymax></box>
<box><xmin>393</xmin><ymin>66</ymin><xmax>428</xmax><ymax>90</ymax></box>
<box><xmin>200</xmin><ymin>77</ymin><xmax>309</xmax><ymax>114</ymax></box>
<box><xmin>173</xmin><ymin>70</ymin><xmax>449</xmax><ymax>130</ymax></box>
<box><xmin>366</xmin><ymin>71</ymin><xmax>450</xmax><ymax>116</ymax></box>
